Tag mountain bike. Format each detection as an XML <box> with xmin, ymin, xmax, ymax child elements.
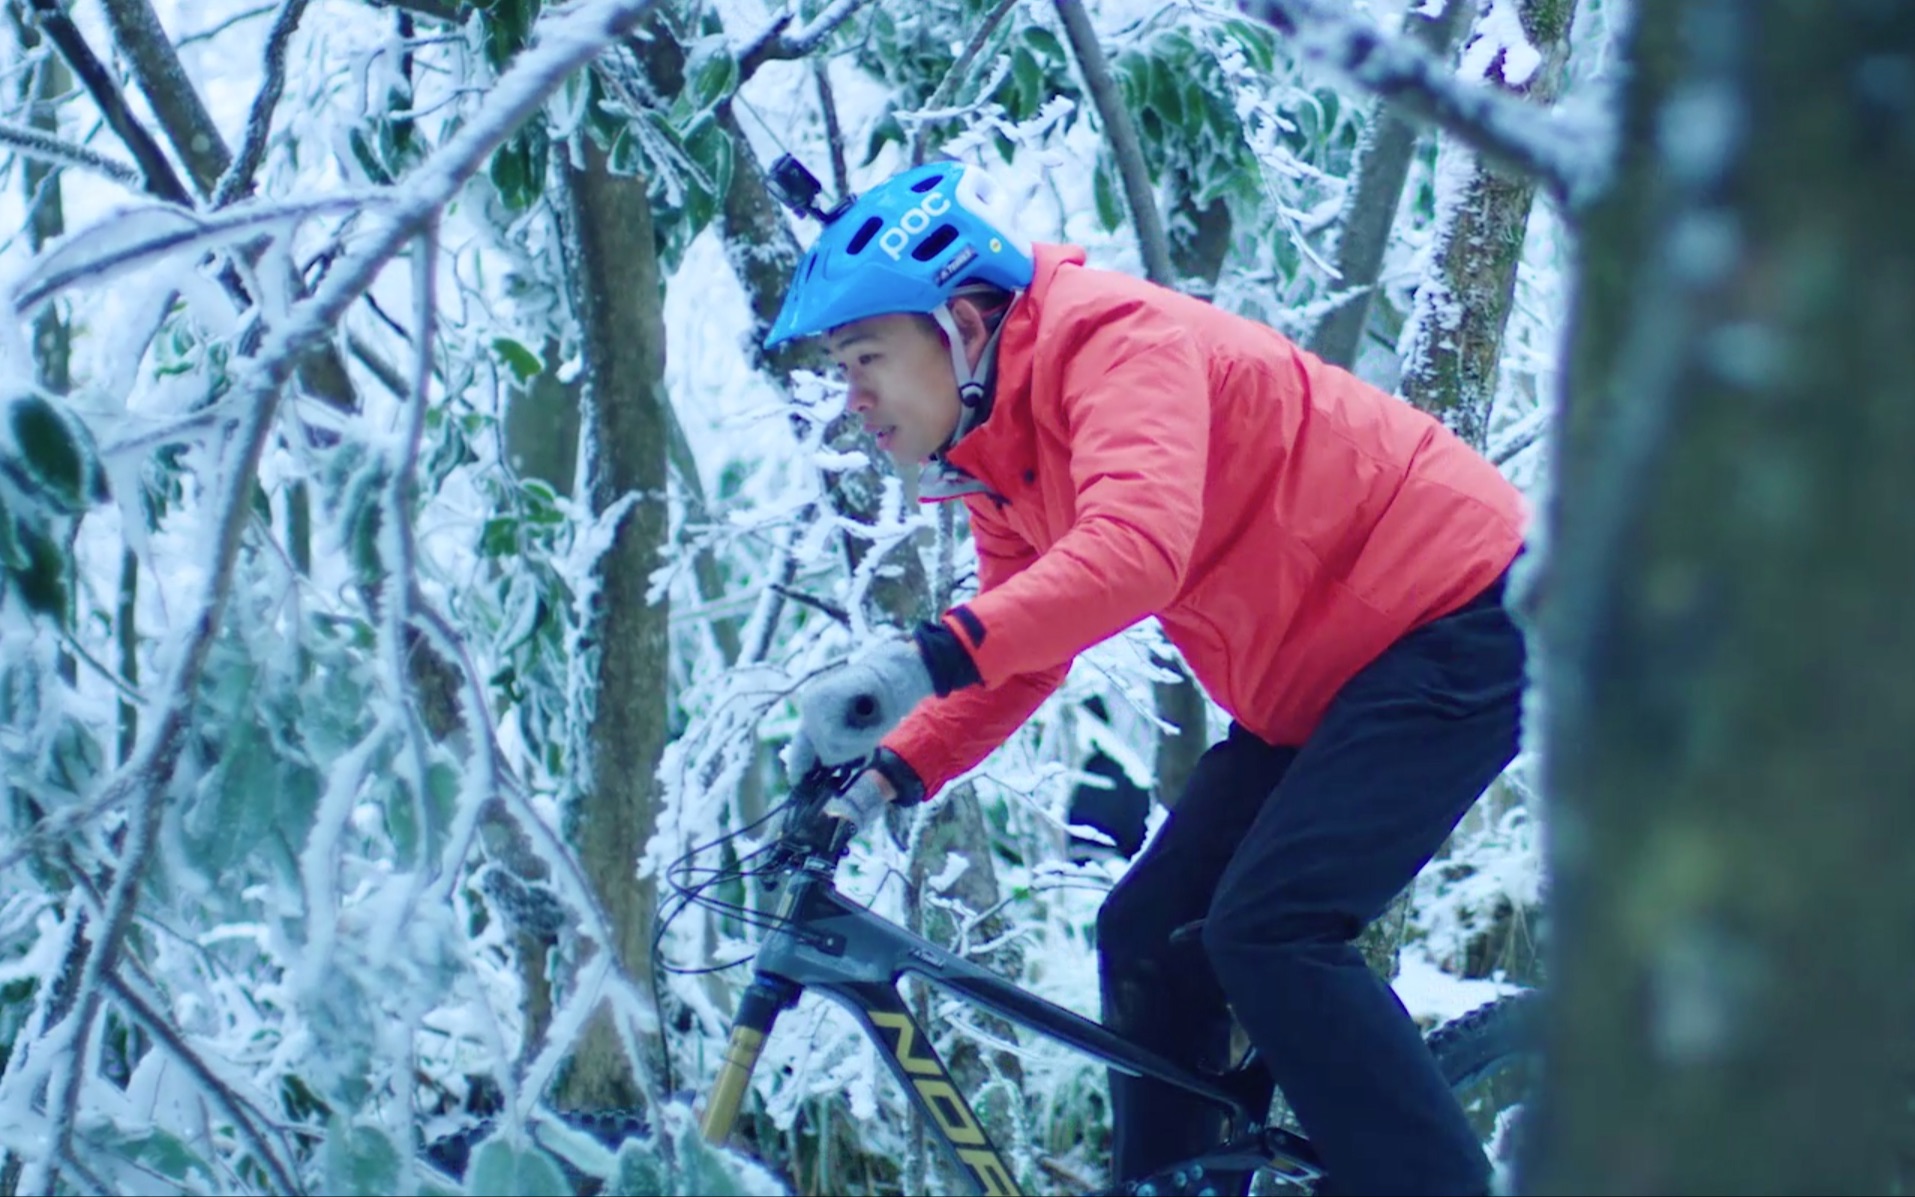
<box><xmin>689</xmin><ymin>762</ymin><xmax>1538</xmax><ymax>1196</ymax></box>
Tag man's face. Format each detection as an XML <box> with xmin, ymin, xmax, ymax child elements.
<box><xmin>825</xmin><ymin>313</ymin><xmax>961</xmax><ymax>464</ymax></box>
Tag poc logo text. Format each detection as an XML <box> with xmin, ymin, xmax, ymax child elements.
<box><xmin>879</xmin><ymin>190</ymin><xmax>951</xmax><ymax>260</ymax></box>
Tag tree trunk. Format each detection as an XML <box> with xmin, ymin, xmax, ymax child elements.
<box><xmin>1308</xmin><ymin>0</ymin><xmax>1474</xmax><ymax>373</ymax></box>
<box><xmin>1399</xmin><ymin>0</ymin><xmax>1577</xmax><ymax>450</ymax></box>
<box><xmin>553</xmin><ymin>137</ymin><xmax>671</xmax><ymax>1113</ymax></box>
<box><xmin>1523</xmin><ymin>4</ymin><xmax>1915</xmax><ymax>1191</ymax></box>
<box><xmin>713</xmin><ymin>101</ymin><xmax>931</xmax><ymax>628</ymax></box>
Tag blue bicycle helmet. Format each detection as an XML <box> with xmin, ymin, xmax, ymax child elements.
<box><xmin>765</xmin><ymin>161</ymin><xmax>1035</xmax><ymax>351</ymax></box>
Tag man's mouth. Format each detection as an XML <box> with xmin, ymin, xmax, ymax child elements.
<box><xmin>868</xmin><ymin>424</ymin><xmax>897</xmax><ymax>450</ymax></box>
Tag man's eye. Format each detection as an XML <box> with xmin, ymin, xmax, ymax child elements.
<box><xmin>858</xmin><ymin>353</ymin><xmax>879</xmax><ymax>367</ymax></box>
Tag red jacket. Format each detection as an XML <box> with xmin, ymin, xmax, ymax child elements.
<box><xmin>882</xmin><ymin>245</ymin><xmax>1526</xmax><ymax>797</ymax></box>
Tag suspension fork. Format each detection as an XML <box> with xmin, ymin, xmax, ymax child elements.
<box><xmin>699</xmin><ymin>974</ymin><xmax>801</xmax><ymax>1145</ymax></box>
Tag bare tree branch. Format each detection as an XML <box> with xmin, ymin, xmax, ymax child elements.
<box><xmin>177</xmin><ymin>3</ymin><xmax>275</xmax><ymax>48</ymax></box>
<box><xmin>738</xmin><ymin>0</ymin><xmax>879</xmax><ymax>81</ymax></box>
<box><xmin>212</xmin><ymin>0</ymin><xmax>312</xmax><ymax>207</ymax></box>
<box><xmin>1054</xmin><ymin>0</ymin><xmax>1176</xmax><ymax>286</ymax></box>
<box><xmin>20</xmin><ymin>0</ymin><xmax>192</xmax><ymax>204</ymax></box>
<box><xmin>0</xmin><ymin>117</ymin><xmax>141</xmax><ymax>187</ymax></box>
<box><xmin>813</xmin><ymin>59</ymin><xmax>848</xmax><ymax>193</ymax></box>
<box><xmin>909</xmin><ymin>0</ymin><xmax>1022</xmax><ymax>165</ymax></box>
<box><xmin>16</xmin><ymin>2</ymin><xmax>659</xmax><ymax>1184</ymax></box>
<box><xmin>1243</xmin><ymin>0</ymin><xmax>1604</xmax><ymax>208</ymax></box>
<box><xmin>96</xmin><ymin>0</ymin><xmax>234</xmax><ymax>196</ymax></box>
<box><xmin>1307</xmin><ymin>0</ymin><xmax>1472</xmax><ymax>369</ymax></box>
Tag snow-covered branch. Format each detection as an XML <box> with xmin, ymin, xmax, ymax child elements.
<box><xmin>211</xmin><ymin>0</ymin><xmax>311</xmax><ymax>207</ymax></box>
<box><xmin>380</xmin><ymin>223</ymin><xmax>439</xmax><ymax>880</ymax></box>
<box><xmin>737</xmin><ymin>0</ymin><xmax>880</xmax><ymax>80</ymax></box>
<box><xmin>1243</xmin><ymin>0</ymin><xmax>1606</xmax><ymax>207</ymax></box>
<box><xmin>17</xmin><ymin>2</ymin><xmax>660</xmax><ymax>1185</ymax></box>
<box><xmin>908</xmin><ymin>0</ymin><xmax>1023</xmax><ymax>164</ymax></box>
<box><xmin>11</xmin><ymin>194</ymin><xmax>376</xmax><ymax>314</ymax></box>
<box><xmin>23</xmin><ymin>0</ymin><xmax>193</xmax><ymax>204</ymax></box>
<box><xmin>102</xmin><ymin>971</ymin><xmax>301</xmax><ymax>1196</ymax></box>
<box><xmin>0</xmin><ymin>119</ymin><xmax>142</xmax><ymax>188</ymax></box>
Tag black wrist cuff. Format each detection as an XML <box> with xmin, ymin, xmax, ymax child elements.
<box><xmin>913</xmin><ymin>622</ymin><xmax>983</xmax><ymax>696</ymax></box>
<box><xmin>871</xmin><ymin>748</ymin><xmax>927</xmax><ymax>807</ymax></box>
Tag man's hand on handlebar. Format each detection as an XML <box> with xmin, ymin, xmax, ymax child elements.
<box><xmin>823</xmin><ymin>768</ymin><xmax>896</xmax><ymax>832</ymax></box>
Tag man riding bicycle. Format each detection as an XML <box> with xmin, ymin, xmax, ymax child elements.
<box><xmin>771</xmin><ymin>160</ymin><xmax>1527</xmax><ymax>1197</ymax></box>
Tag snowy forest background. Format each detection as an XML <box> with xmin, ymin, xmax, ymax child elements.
<box><xmin>2</xmin><ymin>0</ymin><xmax>1911</xmax><ymax>1193</ymax></box>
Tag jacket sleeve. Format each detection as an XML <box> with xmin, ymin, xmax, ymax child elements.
<box><xmin>941</xmin><ymin>318</ymin><xmax>1209</xmax><ymax>687</ymax></box>
<box><xmin>880</xmin><ymin>498</ymin><xmax>1068</xmax><ymax>798</ymax></box>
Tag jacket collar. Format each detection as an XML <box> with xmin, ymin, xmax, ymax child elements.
<box><xmin>917</xmin><ymin>244</ymin><xmax>1085</xmax><ymax>502</ymax></box>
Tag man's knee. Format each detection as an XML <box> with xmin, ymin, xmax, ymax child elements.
<box><xmin>1095</xmin><ymin>857</ymin><xmax>1191</xmax><ymax>963</ymax></box>
<box><xmin>1200</xmin><ymin>892</ymin><xmax>1358</xmax><ymax>983</ymax></box>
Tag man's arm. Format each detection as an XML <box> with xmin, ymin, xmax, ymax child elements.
<box><xmin>938</xmin><ymin>316</ymin><xmax>1210</xmax><ymax>688</ymax></box>
<box><xmin>879</xmin><ymin>499</ymin><xmax>1068</xmax><ymax>799</ymax></box>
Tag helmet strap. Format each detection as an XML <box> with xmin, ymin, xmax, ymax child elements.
<box><xmin>931</xmin><ymin>304</ymin><xmax>988</xmax><ymax>409</ymax></box>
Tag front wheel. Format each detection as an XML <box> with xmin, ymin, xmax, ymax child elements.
<box><xmin>1427</xmin><ymin>990</ymin><xmax>1542</xmax><ymax>1183</ymax></box>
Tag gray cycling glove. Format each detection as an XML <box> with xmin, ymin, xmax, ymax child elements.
<box><xmin>796</xmin><ymin>638</ymin><xmax>937</xmax><ymax>766</ymax></box>
<box><xmin>822</xmin><ymin>769</ymin><xmax>891</xmax><ymax>830</ymax></box>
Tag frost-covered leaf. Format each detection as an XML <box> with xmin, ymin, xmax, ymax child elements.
<box><xmin>0</xmin><ymin>495</ymin><xmax>22</xmax><ymax>571</ymax></box>
<box><xmin>386</xmin><ymin>760</ymin><xmax>459</xmax><ymax>863</ymax></box>
<box><xmin>609</xmin><ymin>1138</ymin><xmax>669</xmax><ymax>1196</ymax></box>
<box><xmin>683</xmin><ymin>36</ymin><xmax>738</xmax><ymax>115</ymax></box>
<box><xmin>3</xmin><ymin>394</ymin><xmax>105</xmax><ymax>514</ymax></box>
<box><xmin>490</xmin><ymin>128</ymin><xmax>547</xmax><ymax>212</ymax></box>
<box><xmin>184</xmin><ymin>723</ymin><xmax>279</xmax><ymax>876</ymax></box>
<box><xmin>323</xmin><ymin>1116</ymin><xmax>403</xmax><ymax>1196</ymax></box>
<box><xmin>8</xmin><ymin>523</ymin><xmax>66</xmax><ymax>619</ymax></box>
<box><xmin>82</xmin><ymin>1122</ymin><xmax>218</xmax><ymax>1191</ymax></box>
<box><xmin>1093</xmin><ymin>155</ymin><xmax>1124</xmax><ymax>233</ymax></box>
<box><xmin>465</xmin><ymin>1135</ymin><xmax>569</xmax><ymax>1197</ymax></box>
<box><xmin>494</xmin><ymin>337</ymin><xmax>544</xmax><ymax>383</ymax></box>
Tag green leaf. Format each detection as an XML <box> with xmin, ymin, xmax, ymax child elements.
<box><xmin>489</xmin><ymin>129</ymin><xmax>546</xmax><ymax>212</ymax></box>
<box><xmin>1147</xmin><ymin>55</ymin><xmax>1183</xmax><ymax>129</ymax></box>
<box><xmin>323</xmin><ymin>1116</ymin><xmax>402</xmax><ymax>1197</ymax></box>
<box><xmin>522</xmin><ymin>478</ymin><xmax>565</xmax><ymax>524</ymax></box>
<box><xmin>1092</xmin><ymin>156</ymin><xmax>1123</xmax><ymax>233</ymax></box>
<box><xmin>862</xmin><ymin>111</ymin><xmax>905</xmax><ymax>167</ymax></box>
<box><xmin>1115</xmin><ymin>50</ymin><xmax>1148</xmax><ymax>110</ymax></box>
<box><xmin>83</xmin><ymin>1124</ymin><xmax>217</xmax><ymax>1190</ymax></box>
<box><xmin>1224</xmin><ymin>17</ymin><xmax>1277</xmax><ymax>75</ymax></box>
<box><xmin>185</xmin><ymin>723</ymin><xmax>277</xmax><ymax>875</ymax></box>
<box><xmin>609</xmin><ymin>1138</ymin><xmax>669</xmax><ymax>1196</ymax></box>
<box><xmin>1023</xmin><ymin>25</ymin><xmax>1064</xmax><ymax>62</ymax></box>
<box><xmin>466</xmin><ymin>1136</ymin><xmax>568</xmax><ymax>1197</ymax></box>
<box><xmin>481</xmin><ymin>517</ymin><xmax>519</xmax><ymax>558</ymax></box>
<box><xmin>686</xmin><ymin>118</ymin><xmax>733</xmax><ymax>209</ymax></box>
<box><xmin>0</xmin><ymin>496</ymin><xmax>22</xmax><ymax>571</ymax></box>
<box><xmin>378</xmin><ymin>755</ymin><xmax>459</xmax><ymax>864</ymax></box>
<box><xmin>9</xmin><ymin>523</ymin><xmax>66</xmax><ymax>619</ymax></box>
<box><xmin>685</xmin><ymin>37</ymin><xmax>739</xmax><ymax>113</ymax></box>
<box><xmin>493</xmin><ymin>337</ymin><xmax>543</xmax><ymax>384</ymax></box>
<box><xmin>1010</xmin><ymin>45</ymin><xmax>1043</xmax><ymax>118</ymax></box>
<box><xmin>6</xmin><ymin>395</ymin><xmax>103</xmax><ymax>514</ymax></box>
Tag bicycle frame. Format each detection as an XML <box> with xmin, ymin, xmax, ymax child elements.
<box><xmin>698</xmin><ymin>853</ymin><xmax>1323</xmax><ymax>1196</ymax></box>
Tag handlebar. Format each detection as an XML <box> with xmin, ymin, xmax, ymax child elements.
<box><xmin>774</xmin><ymin>759</ymin><xmax>865</xmax><ymax>867</ymax></box>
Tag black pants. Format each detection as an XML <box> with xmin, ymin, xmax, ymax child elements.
<box><xmin>1099</xmin><ymin>574</ymin><xmax>1525</xmax><ymax>1195</ymax></box>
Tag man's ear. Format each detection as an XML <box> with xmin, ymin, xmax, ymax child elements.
<box><xmin>951</xmin><ymin>297</ymin><xmax>991</xmax><ymax>356</ymax></box>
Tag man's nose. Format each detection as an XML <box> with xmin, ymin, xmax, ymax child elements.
<box><xmin>844</xmin><ymin>378</ymin><xmax>874</xmax><ymax>413</ymax></box>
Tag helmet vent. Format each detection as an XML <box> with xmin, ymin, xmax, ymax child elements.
<box><xmin>846</xmin><ymin>216</ymin><xmax>883</xmax><ymax>255</ymax></box>
<box><xmin>910</xmin><ymin>174</ymin><xmax>944</xmax><ymax>193</ymax></box>
<box><xmin>912</xmin><ymin>224</ymin><xmax>959</xmax><ymax>262</ymax></box>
